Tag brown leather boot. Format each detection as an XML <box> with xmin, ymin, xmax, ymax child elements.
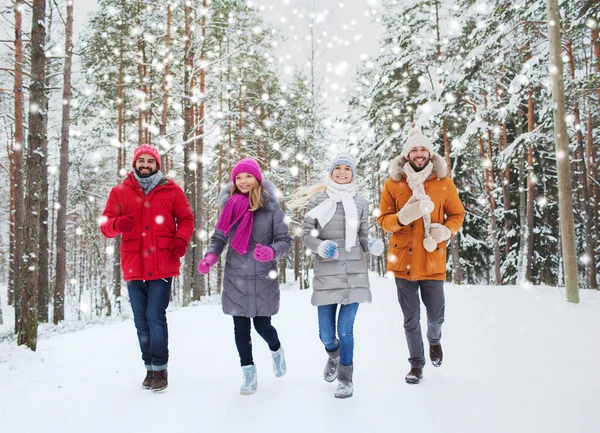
<box><xmin>405</xmin><ymin>367</ymin><xmax>423</xmax><ymax>384</ymax></box>
<box><xmin>430</xmin><ymin>343</ymin><xmax>443</xmax><ymax>367</ymax></box>
<box><xmin>151</xmin><ymin>369</ymin><xmax>168</xmax><ymax>392</ymax></box>
<box><xmin>142</xmin><ymin>371</ymin><xmax>154</xmax><ymax>389</ymax></box>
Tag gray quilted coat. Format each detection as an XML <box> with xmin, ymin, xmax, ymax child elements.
<box><xmin>206</xmin><ymin>181</ymin><xmax>292</xmax><ymax>317</ymax></box>
<box><xmin>301</xmin><ymin>192</ymin><xmax>371</xmax><ymax>306</ymax></box>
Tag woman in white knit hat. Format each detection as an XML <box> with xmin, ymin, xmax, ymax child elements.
<box><xmin>290</xmin><ymin>152</ymin><xmax>384</xmax><ymax>399</ymax></box>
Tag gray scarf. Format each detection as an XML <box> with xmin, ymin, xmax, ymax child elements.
<box><xmin>134</xmin><ymin>170</ymin><xmax>164</xmax><ymax>195</ymax></box>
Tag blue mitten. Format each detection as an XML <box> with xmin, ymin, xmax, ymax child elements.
<box><xmin>368</xmin><ymin>237</ymin><xmax>385</xmax><ymax>256</ymax></box>
<box><xmin>317</xmin><ymin>240</ymin><xmax>339</xmax><ymax>259</ymax></box>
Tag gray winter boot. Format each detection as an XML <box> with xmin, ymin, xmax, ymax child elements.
<box><xmin>334</xmin><ymin>363</ymin><xmax>354</xmax><ymax>398</ymax></box>
<box><xmin>323</xmin><ymin>348</ymin><xmax>340</xmax><ymax>382</ymax></box>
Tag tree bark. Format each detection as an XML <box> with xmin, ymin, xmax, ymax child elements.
<box><xmin>11</xmin><ymin>0</ymin><xmax>26</xmax><ymax>333</ymax></box>
<box><xmin>18</xmin><ymin>0</ymin><xmax>47</xmax><ymax>350</ymax></box>
<box><xmin>546</xmin><ymin>0</ymin><xmax>579</xmax><ymax>302</ymax></box>
<box><xmin>137</xmin><ymin>0</ymin><xmax>146</xmax><ymax>145</ymax></box>
<box><xmin>54</xmin><ymin>0</ymin><xmax>74</xmax><ymax>323</ymax></box>
<box><xmin>192</xmin><ymin>0</ymin><xmax>208</xmax><ymax>301</ymax></box>
<box><xmin>523</xmin><ymin>92</ymin><xmax>535</xmax><ymax>282</ymax></box>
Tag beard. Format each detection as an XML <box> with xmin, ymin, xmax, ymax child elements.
<box><xmin>135</xmin><ymin>167</ymin><xmax>158</xmax><ymax>178</ymax></box>
<box><xmin>408</xmin><ymin>159</ymin><xmax>430</xmax><ymax>172</ymax></box>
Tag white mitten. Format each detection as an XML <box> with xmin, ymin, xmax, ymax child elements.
<box><xmin>423</xmin><ymin>236</ymin><xmax>437</xmax><ymax>252</ymax></box>
<box><xmin>397</xmin><ymin>197</ymin><xmax>435</xmax><ymax>225</ymax></box>
<box><xmin>367</xmin><ymin>237</ymin><xmax>385</xmax><ymax>256</ymax></box>
<box><xmin>430</xmin><ymin>223</ymin><xmax>452</xmax><ymax>242</ymax></box>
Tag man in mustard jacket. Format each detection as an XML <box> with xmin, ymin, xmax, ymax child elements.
<box><xmin>378</xmin><ymin>128</ymin><xmax>465</xmax><ymax>384</ymax></box>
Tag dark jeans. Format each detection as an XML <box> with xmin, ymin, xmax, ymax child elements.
<box><xmin>395</xmin><ymin>278</ymin><xmax>445</xmax><ymax>368</ymax></box>
<box><xmin>233</xmin><ymin>316</ymin><xmax>281</xmax><ymax>366</ymax></box>
<box><xmin>127</xmin><ymin>278</ymin><xmax>172</xmax><ymax>371</ymax></box>
<box><xmin>317</xmin><ymin>303</ymin><xmax>359</xmax><ymax>367</ymax></box>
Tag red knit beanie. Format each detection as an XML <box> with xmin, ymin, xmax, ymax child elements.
<box><xmin>231</xmin><ymin>158</ymin><xmax>263</xmax><ymax>184</ymax></box>
<box><xmin>132</xmin><ymin>144</ymin><xmax>161</xmax><ymax>170</ymax></box>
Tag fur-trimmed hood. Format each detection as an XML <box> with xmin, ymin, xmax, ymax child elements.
<box><xmin>217</xmin><ymin>180</ymin><xmax>280</xmax><ymax>211</ymax></box>
<box><xmin>388</xmin><ymin>152</ymin><xmax>448</xmax><ymax>182</ymax></box>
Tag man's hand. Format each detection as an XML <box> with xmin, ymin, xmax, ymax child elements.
<box><xmin>115</xmin><ymin>215</ymin><xmax>135</xmax><ymax>233</ymax></box>
<box><xmin>430</xmin><ymin>223</ymin><xmax>452</xmax><ymax>242</ymax></box>
<box><xmin>397</xmin><ymin>197</ymin><xmax>434</xmax><ymax>226</ymax></box>
<box><xmin>169</xmin><ymin>238</ymin><xmax>187</xmax><ymax>258</ymax></box>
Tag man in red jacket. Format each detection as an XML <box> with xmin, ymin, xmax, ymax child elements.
<box><xmin>101</xmin><ymin>144</ymin><xmax>194</xmax><ymax>392</ymax></box>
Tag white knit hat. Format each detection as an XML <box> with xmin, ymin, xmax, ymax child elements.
<box><xmin>402</xmin><ymin>128</ymin><xmax>434</xmax><ymax>158</ymax></box>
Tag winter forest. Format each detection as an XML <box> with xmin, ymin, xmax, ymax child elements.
<box><xmin>0</xmin><ymin>0</ymin><xmax>598</xmax><ymax>350</ymax></box>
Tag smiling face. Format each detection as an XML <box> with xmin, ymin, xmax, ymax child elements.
<box><xmin>408</xmin><ymin>147</ymin><xmax>431</xmax><ymax>171</ymax></box>
<box><xmin>235</xmin><ymin>172</ymin><xmax>258</xmax><ymax>193</ymax></box>
<box><xmin>331</xmin><ymin>163</ymin><xmax>353</xmax><ymax>184</ymax></box>
<box><xmin>134</xmin><ymin>154</ymin><xmax>158</xmax><ymax>178</ymax></box>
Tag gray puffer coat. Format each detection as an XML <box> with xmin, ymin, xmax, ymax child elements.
<box><xmin>301</xmin><ymin>192</ymin><xmax>371</xmax><ymax>306</ymax></box>
<box><xmin>206</xmin><ymin>181</ymin><xmax>292</xmax><ymax>318</ymax></box>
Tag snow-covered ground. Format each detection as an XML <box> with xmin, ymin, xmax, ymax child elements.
<box><xmin>1</xmin><ymin>275</ymin><xmax>600</xmax><ymax>433</ymax></box>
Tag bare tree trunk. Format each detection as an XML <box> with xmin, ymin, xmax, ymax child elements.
<box><xmin>11</xmin><ymin>0</ymin><xmax>26</xmax><ymax>333</ymax></box>
<box><xmin>587</xmin><ymin>112</ymin><xmax>598</xmax><ymax>238</ymax></box>
<box><xmin>159</xmin><ymin>1</ymin><xmax>172</xmax><ymax>140</ymax></box>
<box><xmin>479</xmin><ymin>136</ymin><xmax>502</xmax><ymax>284</ymax></box>
<box><xmin>499</xmin><ymin>123</ymin><xmax>513</xmax><ymax>257</ymax></box>
<box><xmin>18</xmin><ymin>0</ymin><xmax>47</xmax><ymax>350</ymax></box>
<box><xmin>546</xmin><ymin>0</ymin><xmax>579</xmax><ymax>302</ymax></box>
<box><xmin>113</xmin><ymin>34</ymin><xmax>126</xmax><ymax>315</ymax></box>
<box><xmin>182</xmin><ymin>0</ymin><xmax>195</xmax><ymax>306</ymax></box>
<box><xmin>54</xmin><ymin>0</ymin><xmax>74</xmax><ymax>323</ymax></box>
<box><xmin>192</xmin><ymin>0</ymin><xmax>208</xmax><ymax>301</ymax></box>
<box><xmin>137</xmin><ymin>0</ymin><xmax>145</xmax><ymax>146</ymax></box>
<box><xmin>524</xmin><ymin>92</ymin><xmax>535</xmax><ymax>282</ymax></box>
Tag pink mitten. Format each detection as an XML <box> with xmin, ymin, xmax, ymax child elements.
<box><xmin>253</xmin><ymin>244</ymin><xmax>275</xmax><ymax>262</ymax></box>
<box><xmin>197</xmin><ymin>253</ymin><xmax>218</xmax><ymax>274</ymax></box>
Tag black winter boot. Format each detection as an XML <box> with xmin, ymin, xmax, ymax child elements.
<box><xmin>405</xmin><ymin>367</ymin><xmax>423</xmax><ymax>384</ymax></box>
<box><xmin>324</xmin><ymin>348</ymin><xmax>340</xmax><ymax>382</ymax></box>
<box><xmin>430</xmin><ymin>343</ymin><xmax>443</xmax><ymax>367</ymax></box>
<box><xmin>334</xmin><ymin>363</ymin><xmax>353</xmax><ymax>398</ymax></box>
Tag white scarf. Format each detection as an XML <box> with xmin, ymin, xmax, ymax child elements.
<box><xmin>404</xmin><ymin>161</ymin><xmax>434</xmax><ymax>241</ymax></box>
<box><xmin>306</xmin><ymin>181</ymin><xmax>358</xmax><ymax>252</ymax></box>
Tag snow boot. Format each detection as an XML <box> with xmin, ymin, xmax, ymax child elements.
<box><xmin>430</xmin><ymin>343</ymin><xmax>443</xmax><ymax>367</ymax></box>
<box><xmin>142</xmin><ymin>370</ymin><xmax>154</xmax><ymax>389</ymax></box>
<box><xmin>334</xmin><ymin>363</ymin><xmax>354</xmax><ymax>398</ymax></box>
<box><xmin>240</xmin><ymin>364</ymin><xmax>258</xmax><ymax>395</ymax></box>
<box><xmin>323</xmin><ymin>348</ymin><xmax>340</xmax><ymax>382</ymax></box>
<box><xmin>151</xmin><ymin>369</ymin><xmax>168</xmax><ymax>392</ymax></box>
<box><xmin>405</xmin><ymin>367</ymin><xmax>423</xmax><ymax>384</ymax></box>
<box><xmin>271</xmin><ymin>346</ymin><xmax>287</xmax><ymax>377</ymax></box>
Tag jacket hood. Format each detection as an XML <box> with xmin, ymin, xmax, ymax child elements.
<box><xmin>388</xmin><ymin>152</ymin><xmax>448</xmax><ymax>182</ymax></box>
<box><xmin>218</xmin><ymin>179</ymin><xmax>280</xmax><ymax>211</ymax></box>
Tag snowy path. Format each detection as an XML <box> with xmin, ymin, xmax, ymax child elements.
<box><xmin>1</xmin><ymin>276</ymin><xmax>600</xmax><ymax>433</ymax></box>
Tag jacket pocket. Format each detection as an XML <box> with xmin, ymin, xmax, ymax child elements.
<box><xmin>120</xmin><ymin>239</ymin><xmax>142</xmax><ymax>277</ymax></box>
<box><xmin>156</xmin><ymin>237</ymin><xmax>179</xmax><ymax>275</ymax></box>
<box><xmin>387</xmin><ymin>234</ymin><xmax>411</xmax><ymax>273</ymax></box>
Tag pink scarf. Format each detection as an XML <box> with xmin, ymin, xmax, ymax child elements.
<box><xmin>216</xmin><ymin>193</ymin><xmax>254</xmax><ymax>254</ymax></box>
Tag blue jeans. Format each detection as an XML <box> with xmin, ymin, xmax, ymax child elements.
<box><xmin>127</xmin><ymin>278</ymin><xmax>172</xmax><ymax>371</ymax></box>
<box><xmin>317</xmin><ymin>303</ymin><xmax>359</xmax><ymax>367</ymax></box>
<box><xmin>233</xmin><ymin>316</ymin><xmax>281</xmax><ymax>366</ymax></box>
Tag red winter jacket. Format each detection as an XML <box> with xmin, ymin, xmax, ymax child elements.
<box><xmin>100</xmin><ymin>172</ymin><xmax>194</xmax><ymax>281</ymax></box>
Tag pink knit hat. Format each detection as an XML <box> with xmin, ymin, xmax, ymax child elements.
<box><xmin>231</xmin><ymin>158</ymin><xmax>263</xmax><ymax>184</ymax></box>
<box><xmin>132</xmin><ymin>144</ymin><xmax>161</xmax><ymax>170</ymax></box>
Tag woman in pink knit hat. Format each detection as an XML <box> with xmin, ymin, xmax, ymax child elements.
<box><xmin>198</xmin><ymin>158</ymin><xmax>292</xmax><ymax>395</ymax></box>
